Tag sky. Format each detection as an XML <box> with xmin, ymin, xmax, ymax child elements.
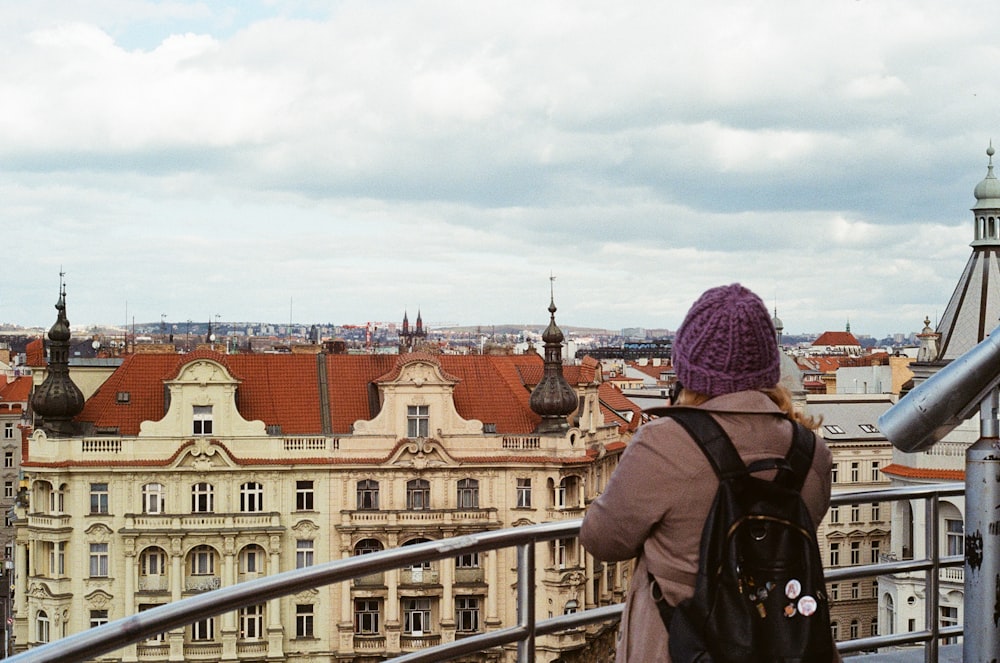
<box><xmin>2</xmin><ymin>0</ymin><xmax>998</xmax><ymax>338</ymax></box>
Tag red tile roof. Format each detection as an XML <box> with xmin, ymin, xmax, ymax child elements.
<box><xmin>0</xmin><ymin>376</ymin><xmax>32</xmax><ymax>403</ymax></box>
<box><xmin>75</xmin><ymin>352</ymin><xmax>563</xmax><ymax>436</ymax></box>
<box><xmin>881</xmin><ymin>463</ymin><xmax>964</xmax><ymax>481</ymax></box>
<box><xmin>812</xmin><ymin>331</ymin><xmax>860</xmax><ymax>347</ymax></box>
<box><xmin>25</xmin><ymin>339</ymin><xmax>45</xmax><ymax>367</ymax></box>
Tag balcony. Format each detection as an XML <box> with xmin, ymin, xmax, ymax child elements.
<box><xmin>25</xmin><ymin>514</ymin><xmax>71</xmax><ymax>530</ymax></box>
<box><xmin>137</xmin><ymin>575</ymin><xmax>169</xmax><ymax>592</ymax></box>
<box><xmin>122</xmin><ymin>512</ymin><xmax>283</xmax><ymax>534</ymax></box>
<box><xmin>183</xmin><ymin>575</ymin><xmax>221</xmax><ymax>592</ymax></box>
<box><xmin>339</xmin><ymin>508</ymin><xmax>500</xmax><ymax>530</ymax></box>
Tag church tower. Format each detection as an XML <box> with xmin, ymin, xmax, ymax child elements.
<box><xmin>30</xmin><ymin>275</ymin><xmax>85</xmax><ymax>436</ymax></box>
<box><xmin>529</xmin><ymin>282</ymin><xmax>578</xmax><ymax>433</ymax></box>
<box><xmin>933</xmin><ymin>143</ymin><xmax>1000</xmax><ymax>362</ymax></box>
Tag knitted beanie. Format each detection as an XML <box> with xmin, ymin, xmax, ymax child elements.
<box><xmin>672</xmin><ymin>283</ymin><xmax>780</xmax><ymax>397</ymax></box>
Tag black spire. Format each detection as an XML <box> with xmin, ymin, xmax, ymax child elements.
<box><xmin>529</xmin><ymin>278</ymin><xmax>578</xmax><ymax>432</ymax></box>
<box><xmin>30</xmin><ymin>273</ymin><xmax>86</xmax><ymax>436</ymax></box>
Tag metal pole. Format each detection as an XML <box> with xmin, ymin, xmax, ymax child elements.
<box><xmin>925</xmin><ymin>491</ymin><xmax>939</xmax><ymax>663</ymax></box>
<box><xmin>964</xmin><ymin>387</ymin><xmax>1000</xmax><ymax>662</ymax></box>
<box><xmin>516</xmin><ymin>542</ymin><xmax>535</xmax><ymax>663</ymax></box>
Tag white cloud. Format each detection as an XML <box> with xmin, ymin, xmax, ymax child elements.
<box><xmin>2</xmin><ymin>0</ymin><xmax>999</xmax><ymax>338</ymax></box>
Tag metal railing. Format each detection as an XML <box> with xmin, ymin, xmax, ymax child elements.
<box><xmin>7</xmin><ymin>482</ymin><xmax>964</xmax><ymax>663</ymax></box>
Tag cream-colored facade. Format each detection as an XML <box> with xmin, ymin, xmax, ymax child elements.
<box><xmin>15</xmin><ymin>350</ymin><xmax>628</xmax><ymax>662</ymax></box>
<box><xmin>805</xmin><ymin>394</ymin><xmax>894</xmax><ymax>644</ymax></box>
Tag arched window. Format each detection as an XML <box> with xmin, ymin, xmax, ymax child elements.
<box><xmin>850</xmin><ymin>619</ymin><xmax>859</xmax><ymax>639</ymax></box>
<box><xmin>354</xmin><ymin>538</ymin><xmax>384</xmax><ymax>556</ymax></box>
<box><xmin>402</xmin><ymin>538</ymin><xmax>433</xmax><ymax>570</ymax></box>
<box><xmin>406</xmin><ymin>479</ymin><xmax>430</xmax><ymax>510</ymax></box>
<box><xmin>187</xmin><ymin>545</ymin><xmax>219</xmax><ymax>591</ymax></box>
<box><xmin>36</xmin><ymin>610</ymin><xmax>50</xmax><ymax>643</ymax></box>
<box><xmin>884</xmin><ymin>595</ymin><xmax>895</xmax><ymax>635</ymax></box>
<box><xmin>139</xmin><ymin>547</ymin><xmax>168</xmax><ymax>591</ymax></box>
<box><xmin>239</xmin><ymin>544</ymin><xmax>266</xmax><ymax>577</ymax></box>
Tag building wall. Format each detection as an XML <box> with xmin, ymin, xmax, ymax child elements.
<box><xmin>14</xmin><ymin>354</ymin><xmax>625</xmax><ymax>662</ymax></box>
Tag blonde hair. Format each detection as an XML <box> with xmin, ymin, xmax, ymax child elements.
<box><xmin>675</xmin><ymin>383</ymin><xmax>821</xmax><ymax>430</ymax></box>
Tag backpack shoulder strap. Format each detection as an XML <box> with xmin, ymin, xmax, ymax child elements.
<box><xmin>662</xmin><ymin>408</ymin><xmax>745</xmax><ymax>480</ymax></box>
<box><xmin>784</xmin><ymin>421</ymin><xmax>817</xmax><ymax>492</ymax></box>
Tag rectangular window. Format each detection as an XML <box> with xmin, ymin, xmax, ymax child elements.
<box><xmin>4</xmin><ymin>451</ymin><xmax>12</xmax><ymax>467</ymax></box>
<box><xmin>354</xmin><ymin>599</ymin><xmax>381</xmax><ymax>635</ymax></box>
<box><xmin>850</xmin><ymin>541</ymin><xmax>861</xmax><ymax>565</ymax></box>
<box><xmin>829</xmin><ymin>505</ymin><xmax>840</xmax><ymax>524</ymax></box>
<box><xmin>356</xmin><ymin>480</ymin><xmax>379</xmax><ymax>510</ymax></box>
<box><xmin>296</xmin><ymin>540</ymin><xmax>314</xmax><ymax>569</ymax></box>
<box><xmin>871</xmin><ymin>461</ymin><xmax>881</xmax><ymax>481</ymax></box>
<box><xmin>239</xmin><ymin>604</ymin><xmax>264</xmax><ymax>640</ymax></box>
<box><xmin>871</xmin><ymin>502</ymin><xmax>881</xmax><ymax>521</ymax></box>
<box><xmin>824</xmin><ymin>424</ymin><xmax>846</xmax><ymax>435</ymax></box>
<box><xmin>296</xmin><ymin>481</ymin><xmax>314</xmax><ymax>511</ymax></box>
<box><xmin>850</xmin><ymin>462</ymin><xmax>860</xmax><ymax>482</ymax></box>
<box><xmin>831</xmin><ymin>463</ymin><xmax>839</xmax><ymax>483</ymax></box>
<box><xmin>191</xmin><ymin>483</ymin><xmax>214</xmax><ymax>513</ymax></box>
<box><xmin>850</xmin><ymin>504</ymin><xmax>861</xmax><ymax>523</ymax></box>
<box><xmin>872</xmin><ymin>579</ymin><xmax>878</xmax><ymax>598</ymax></box>
<box><xmin>947</xmin><ymin>519</ymin><xmax>964</xmax><ymax>556</ymax></box>
<box><xmin>295</xmin><ymin>604</ymin><xmax>314</xmax><ymax>638</ymax></box>
<box><xmin>858</xmin><ymin>423</ymin><xmax>878</xmax><ymax>433</ymax></box>
<box><xmin>851</xmin><ymin>582</ymin><xmax>859</xmax><ymax>599</ymax></box>
<box><xmin>240</xmin><ymin>482</ymin><xmax>264</xmax><ymax>513</ymax></box>
<box><xmin>138</xmin><ymin>604</ymin><xmax>166</xmax><ymax>642</ymax></box>
<box><xmin>3</xmin><ymin>423</ymin><xmax>13</xmax><ymax>440</ymax></box>
<box><xmin>407</xmin><ymin>405</ymin><xmax>429</xmax><ymax>438</ymax></box>
<box><xmin>90</xmin><ymin>483</ymin><xmax>109</xmax><ymax>514</ymax></box>
<box><xmin>89</xmin><ymin>543</ymin><xmax>109</xmax><ymax>577</ymax></box>
<box><xmin>455</xmin><ymin>596</ymin><xmax>480</xmax><ymax>633</ymax></box>
<box><xmin>407</xmin><ymin>479</ymin><xmax>430</xmax><ymax>510</ymax></box>
<box><xmin>829</xmin><ymin>542</ymin><xmax>840</xmax><ymax>567</ymax></box>
<box><xmin>51</xmin><ymin>542</ymin><xmax>65</xmax><ymax>577</ymax></box>
<box><xmin>456</xmin><ymin>552</ymin><xmax>480</xmax><ymax>568</ymax></box>
<box><xmin>516</xmin><ymin>478</ymin><xmax>531</xmax><ymax>508</ymax></box>
<box><xmin>89</xmin><ymin>610</ymin><xmax>109</xmax><ymax>629</ymax></box>
<box><xmin>830</xmin><ymin>583</ymin><xmax>839</xmax><ymax>601</ymax></box>
<box><xmin>192</xmin><ymin>405</ymin><xmax>213</xmax><ymax>436</ymax></box>
<box><xmin>3</xmin><ymin>482</ymin><xmax>12</xmax><ymax>499</ymax></box>
<box><xmin>143</xmin><ymin>483</ymin><xmax>164</xmax><ymax>514</ymax></box>
<box><xmin>192</xmin><ymin>617</ymin><xmax>214</xmax><ymax>641</ymax></box>
<box><xmin>457</xmin><ymin>478</ymin><xmax>478</xmax><ymax>509</ymax></box>
<box><xmin>871</xmin><ymin>540</ymin><xmax>881</xmax><ymax>563</ymax></box>
<box><xmin>403</xmin><ymin>598</ymin><xmax>432</xmax><ymax>635</ymax></box>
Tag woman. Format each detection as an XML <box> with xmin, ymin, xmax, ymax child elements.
<box><xmin>580</xmin><ymin>283</ymin><xmax>836</xmax><ymax>662</ymax></box>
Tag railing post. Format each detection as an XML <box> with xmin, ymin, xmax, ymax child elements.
<box><xmin>516</xmin><ymin>542</ymin><xmax>536</xmax><ymax>663</ymax></box>
<box><xmin>924</xmin><ymin>491</ymin><xmax>939</xmax><ymax>663</ymax></box>
<box><xmin>964</xmin><ymin>387</ymin><xmax>1000</xmax><ymax>662</ymax></box>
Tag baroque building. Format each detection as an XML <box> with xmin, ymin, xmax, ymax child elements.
<box><xmin>15</xmin><ymin>292</ymin><xmax>632</xmax><ymax>662</ymax></box>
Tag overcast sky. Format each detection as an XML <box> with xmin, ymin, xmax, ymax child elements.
<box><xmin>2</xmin><ymin>1</ymin><xmax>997</xmax><ymax>337</ymax></box>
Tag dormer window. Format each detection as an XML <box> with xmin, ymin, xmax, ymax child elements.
<box><xmin>116</xmin><ymin>391</ymin><xmax>130</xmax><ymax>404</ymax></box>
<box><xmin>193</xmin><ymin>406</ymin><xmax>213</xmax><ymax>436</ymax></box>
<box><xmin>407</xmin><ymin>405</ymin><xmax>429</xmax><ymax>438</ymax></box>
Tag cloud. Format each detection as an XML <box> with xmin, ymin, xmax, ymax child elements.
<box><xmin>1</xmin><ymin>0</ymin><xmax>998</xmax><ymax>338</ymax></box>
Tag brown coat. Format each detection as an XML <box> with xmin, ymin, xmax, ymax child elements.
<box><xmin>580</xmin><ymin>391</ymin><xmax>836</xmax><ymax>663</ymax></box>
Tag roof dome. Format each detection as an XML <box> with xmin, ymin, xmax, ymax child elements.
<box><xmin>973</xmin><ymin>144</ymin><xmax>1000</xmax><ymax>209</ymax></box>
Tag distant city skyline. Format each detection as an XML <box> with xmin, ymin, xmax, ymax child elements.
<box><xmin>2</xmin><ymin>1</ymin><xmax>996</xmax><ymax>337</ymax></box>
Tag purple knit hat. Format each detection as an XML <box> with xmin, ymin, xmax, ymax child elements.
<box><xmin>672</xmin><ymin>283</ymin><xmax>780</xmax><ymax>397</ymax></box>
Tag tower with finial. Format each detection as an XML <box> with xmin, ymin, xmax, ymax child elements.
<box><xmin>30</xmin><ymin>272</ymin><xmax>86</xmax><ymax>436</ymax></box>
<box><xmin>529</xmin><ymin>276</ymin><xmax>579</xmax><ymax>433</ymax></box>
<box><xmin>929</xmin><ymin>142</ymin><xmax>1000</xmax><ymax>363</ymax></box>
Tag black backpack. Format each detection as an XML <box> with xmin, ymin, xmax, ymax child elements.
<box><xmin>648</xmin><ymin>408</ymin><xmax>835</xmax><ymax>663</ymax></box>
